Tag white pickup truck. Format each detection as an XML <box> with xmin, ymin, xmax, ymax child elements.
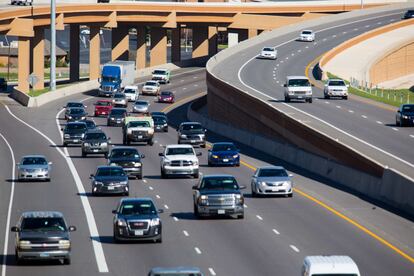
<box><xmin>159</xmin><ymin>145</ymin><xmax>201</xmax><ymax>179</ymax></box>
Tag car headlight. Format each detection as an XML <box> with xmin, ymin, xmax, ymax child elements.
<box><xmin>233</xmin><ymin>154</ymin><xmax>239</xmax><ymax>159</ymax></box>
<box><xmin>94</xmin><ymin>181</ymin><xmax>103</xmax><ymax>185</ymax></box>
<box><xmin>212</xmin><ymin>155</ymin><xmax>219</xmax><ymax>159</ymax></box>
<box><xmin>198</xmin><ymin>195</ymin><xmax>208</xmax><ymax>205</ymax></box>
<box><xmin>284</xmin><ymin>181</ymin><xmax>292</xmax><ymax>186</ymax></box>
<box><xmin>81</xmin><ymin>116</ymin><xmax>86</xmax><ymax>120</ymax></box>
<box><xmin>109</xmin><ymin>162</ymin><xmax>117</xmax><ymax>166</ymax></box>
<box><xmin>81</xmin><ymin>133</ymin><xmax>85</xmax><ymax>138</ymax></box>
<box><xmin>110</xmin><ymin>117</ymin><xmax>115</xmax><ymax>120</ymax></box>
<box><xmin>67</xmin><ymin>116</ymin><xmax>72</xmax><ymax>119</ymax></box>
<box><xmin>41</xmin><ymin>168</ymin><xmax>48</xmax><ymax>172</ymax></box>
<box><xmin>134</xmin><ymin>162</ymin><xmax>141</xmax><ymax>167</ymax></box>
<box><xmin>235</xmin><ymin>194</ymin><xmax>244</xmax><ymax>204</ymax></box>
<box><xmin>163</xmin><ymin>160</ymin><xmax>171</xmax><ymax>166</ymax></box>
<box><xmin>64</xmin><ymin>134</ymin><xmax>70</xmax><ymax>138</ymax></box>
<box><xmin>163</xmin><ymin>123</ymin><xmax>168</xmax><ymax>126</ymax></box>
<box><xmin>117</xmin><ymin>219</ymin><xmax>127</xmax><ymax>227</ymax></box>
<box><xmin>180</xmin><ymin>134</ymin><xmax>187</xmax><ymax>138</ymax></box>
<box><xmin>193</xmin><ymin>160</ymin><xmax>198</xmax><ymax>166</ymax></box>
<box><xmin>199</xmin><ymin>134</ymin><xmax>205</xmax><ymax>138</ymax></box>
<box><xmin>120</xmin><ymin>181</ymin><xmax>128</xmax><ymax>185</ymax></box>
<box><xmin>402</xmin><ymin>115</ymin><xmax>408</xmax><ymax>119</ymax></box>
<box><xmin>101</xmin><ymin>142</ymin><xmax>108</xmax><ymax>146</ymax></box>
<box><xmin>59</xmin><ymin>240</ymin><xmax>71</xmax><ymax>249</ymax></box>
<box><xmin>83</xmin><ymin>142</ymin><xmax>90</xmax><ymax>147</ymax></box>
<box><xmin>19</xmin><ymin>240</ymin><xmax>31</xmax><ymax>249</ymax></box>
<box><xmin>150</xmin><ymin>218</ymin><xmax>160</xmax><ymax>227</ymax></box>
<box><xmin>259</xmin><ymin>181</ymin><xmax>267</xmax><ymax>186</ymax></box>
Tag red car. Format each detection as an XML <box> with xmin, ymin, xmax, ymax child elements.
<box><xmin>94</xmin><ymin>100</ymin><xmax>113</xmax><ymax>117</ymax></box>
<box><xmin>158</xmin><ymin>91</ymin><xmax>175</xmax><ymax>103</ymax></box>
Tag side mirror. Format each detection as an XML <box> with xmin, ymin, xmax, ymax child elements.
<box><xmin>68</xmin><ymin>226</ymin><xmax>76</xmax><ymax>232</ymax></box>
<box><xmin>11</xmin><ymin>226</ymin><xmax>19</xmax><ymax>232</ymax></box>
<box><xmin>141</xmin><ymin>154</ymin><xmax>145</xmax><ymax>158</ymax></box>
<box><xmin>283</xmin><ymin>84</ymin><xmax>287</xmax><ymax>87</ymax></box>
<box><xmin>48</xmin><ymin>162</ymin><xmax>53</xmax><ymax>165</ymax></box>
<box><xmin>112</xmin><ymin>210</ymin><xmax>117</xmax><ymax>214</ymax></box>
<box><xmin>89</xmin><ymin>174</ymin><xmax>94</xmax><ymax>179</ymax></box>
<box><xmin>158</xmin><ymin>209</ymin><xmax>164</xmax><ymax>214</ymax></box>
<box><xmin>397</xmin><ymin>110</ymin><xmax>400</xmax><ymax>113</ymax></box>
<box><xmin>158</xmin><ymin>153</ymin><xmax>164</xmax><ymax>156</ymax></box>
<box><xmin>196</xmin><ymin>152</ymin><xmax>202</xmax><ymax>156</ymax></box>
<box><xmin>192</xmin><ymin>185</ymin><xmax>198</xmax><ymax>190</ymax></box>
<box><xmin>239</xmin><ymin>185</ymin><xmax>246</xmax><ymax>190</ymax></box>
<box><xmin>204</xmin><ymin>129</ymin><xmax>207</xmax><ymax>133</ymax></box>
<box><xmin>61</xmin><ymin>128</ymin><xmax>64</xmax><ymax>131</ymax></box>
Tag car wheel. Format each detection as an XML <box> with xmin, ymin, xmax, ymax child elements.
<box><xmin>288</xmin><ymin>193</ymin><xmax>293</xmax><ymax>198</ymax></box>
<box><xmin>148</xmin><ymin>139</ymin><xmax>154</xmax><ymax>146</ymax></box>
<box><xmin>113</xmin><ymin>231</ymin><xmax>120</xmax><ymax>243</ymax></box>
<box><xmin>193</xmin><ymin>204</ymin><xmax>199</xmax><ymax>217</ymax></box>
<box><xmin>63</xmin><ymin>142</ymin><xmax>68</xmax><ymax>147</ymax></box>
<box><xmin>63</xmin><ymin>257</ymin><xmax>71</xmax><ymax>265</ymax></box>
<box><xmin>155</xmin><ymin>235</ymin><xmax>162</xmax><ymax>243</ymax></box>
<box><xmin>236</xmin><ymin>162</ymin><xmax>240</xmax><ymax>167</ymax></box>
<box><xmin>15</xmin><ymin>250</ymin><xmax>22</xmax><ymax>265</ymax></box>
<box><xmin>104</xmin><ymin>153</ymin><xmax>108</xmax><ymax>158</ymax></box>
<box><xmin>308</xmin><ymin>98</ymin><xmax>313</xmax><ymax>103</ymax></box>
<box><xmin>285</xmin><ymin>96</ymin><xmax>290</xmax><ymax>102</ymax></box>
<box><xmin>137</xmin><ymin>174</ymin><xmax>143</xmax><ymax>180</ymax></box>
<box><xmin>200</xmin><ymin>143</ymin><xmax>206</xmax><ymax>148</ymax></box>
<box><xmin>82</xmin><ymin>151</ymin><xmax>86</xmax><ymax>157</ymax></box>
<box><xmin>193</xmin><ymin>172</ymin><xmax>199</xmax><ymax>179</ymax></box>
<box><xmin>208</xmin><ymin>160</ymin><xmax>212</xmax><ymax>166</ymax></box>
<box><xmin>161</xmin><ymin>169</ymin><xmax>167</xmax><ymax>179</ymax></box>
<box><xmin>343</xmin><ymin>96</ymin><xmax>348</xmax><ymax>100</ymax></box>
<box><xmin>126</xmin><ymin>138</ymin><xmax>130</xmax><ymax>145</ymax></box>
<box><xmin>251</xmin><ymin>185</ymin><xmax>257</xmax><ymax>197</ymax></box>
<box><xmin>237</xmin><ymin>213</ymin><xmax>244</xmax><ymax>219</ymax></box>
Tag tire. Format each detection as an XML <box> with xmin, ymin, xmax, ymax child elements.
<box><xmin>161</xmin><ymin>169</ymin><xmax>167</xmax><ymax>179</ymax></box>
<box><xmin>82</xmin><ymin>151</ymin><xmax>86</xmax><ymax>157</ymax></box>
<box><xmin>15</xmin><ymin>250</ymin><xmax>21</xmax><ymax>265</ymax></box>
<box><xmin>148</xmin><ymin>139</ymin><xmax>154</xmax><ymax>146</ymax></box>
<box><xmin>194</xmin><ymin>204</ymin><xmax>199</xmax><ymax>218</ymax></box>
<box><xmin>285</xmin><ymin>96</ymin><xmax>290</xmax><ymax>103</ymax></box>
<box><xmin>137</xmin><ymin>174</ymin><xmax>143</xmax><ymax>180</ymax></box>
<box><xmin>164</xmin><ymin>128</ymin><xmax>168</xmax><ymax>133</ymax></box>
<box><xmin>155</xmin><ymin>235</ymin><xmax>162</xmax><ymax>243</ymax></box>
<box><xmin>308</xmin><ymin>98</ymin><xmax>313</xmax><ymax>103</ymax></box>
<box><xmin>288</xmin><ymin>193</ymin><xmax>293</xmax><ymax>198</ymax></box>
<box><xmin>104</xmin><ymin>153</ymin><xmax>108</xmax><ymax>159</ymax></box>
<box><xmin>237</xmin><ymin>213</ymin><xmax>244</xmax><ymax>219</ymax></box>
<box><xmin>200</xmin><ymin>143</ymin><xmax>206</xmax><ymax>148</ymax></box>
<box><xmin>63</xmin><ymin>257</ymin><xmax>71</xmax><ymax>265</ymax></box>
<box><xmin>63</xmin><ymin>142</ymin><xmax>68</xmax><ymax>147</ymax></box>
<box><xmin>208</xmin><ymin>161</ymin><xmax>212</xmax><ymax>166</ymax></box>
<box><xmin>343</xmin><ymin>96</ymin><xmax>348</xmax><ymax>100</ymax></box>
<box><xmin>126</xmin><ymin>138</ymin><xmax>130</xmax><ymax>145</ymax></box>
<box><xmin>193</xmin><ymin>172</ymin><xmax>199</xmax><ymax>179</ymax></box>
<box><xmin>236</xmin><ymin>163</ymin><xmax>240</xmax><ymax>167</ymax></box>
<box><xmin>251</xmin><ymin>185</ymin><xmax>257</xmax><ymax>197</ymax></box>
<box><xmin>113</xmin><ymin>230</ymin><xmax>120</xmax><ymax>243</ymax></box>
<box><xmin>324</xmin><ymin>94</ymin><xmax>329</xmax><ymax>99</ymax></box>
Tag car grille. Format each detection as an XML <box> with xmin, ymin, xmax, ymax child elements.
<box><xmin>206</xmin><ymin>194</ymin><xmax>235</xmax><ymax>206</ymax></box>
<box><xmin>187</xmin><ymin>135</ymin><xmax>201</xmax><ymax>140</ymax></box>
<box><xmin>103</xmin><ymin>86</ymin><xmax>113</xmax><ymax>92</ymax></box>
<box><xmin>170</xmin><ymin>160</ymin><xmax>192</xmax><ymax>167</ymax></box>
<box><xmin>132</xmin><ymin>131</ymin><xmax>147</xmax><ymax>136</ymax></box>
<box><xmin>294</xmin><ymin>91</ymin><xmax>306</xmax><ymax>94</ymax></box>
<box><xmin>266</xmin><ymin>182</ymin><xmax>284</xmax><ymax>187</ymax></box>
<box><xmin>116</xmin><ymin>161</ymin><xmax>136</xmax><ymax>167</ymax></box>
<box><xmin>128</xmin><ymin>220</ymin><xmax>149</xmax><ymax>230</ymax></box>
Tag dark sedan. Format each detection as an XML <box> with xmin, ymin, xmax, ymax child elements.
<box><xmin>107</xmin><ymin>147</ymin><xmax>145</xmax><ymax>179</ymax></box>
<box><xmin>153</xmin><ymin>115</ymin><xmax>168</xmax><ymax>132</ymax></box>
<box><xmin>90</xmin><ymin>166</ymin><xmax>129</xmax><ymax>196</ymax></box>
<box><xmin>65</xmin><ymin>107</ymin><xmax>87</xmax><ymax>122</ymax></box>
<box><xmin>107</xmin><ymin>108</ymin><xmax>127</xmax><ymax>127</ymax></box>
<box><xmin>113</xmin><ymin>198</ymin><xmax>163</xmax><ymax>243</ymax></box>
<box><xmin>62</xmin><ymin>122</ymin><xmax>88</xmax><ymax>146</ymax></box>
<box><xmin>208</xmin><ymin>142</ymin><xmax>240</xmax><ymax>167</ymax></box>
<box><xmin>396</xmin><ymin>104</ymin><xmax>414</xmax><ymax>127</ymax></box>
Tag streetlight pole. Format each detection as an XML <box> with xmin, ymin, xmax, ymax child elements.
<box><xmin>50</xmin><ymin>0</ymin><xmax>56</xmax><ymax>91</ymax></box>
<box><xmin>361</xmin><ymin>0</ymin><xmax>364</xmax><ymax>9</ymax></box>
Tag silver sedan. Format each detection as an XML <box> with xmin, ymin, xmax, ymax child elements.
<box><xmin>251</xmin><ymin>166</ymin><xmax>293</xmax><ymax>197</ymax></box>
<box><xmin>132</xmin><ymin>100</ymin><xmax>150</xmax><ymax>113</ymax></box>
<box><xmin>17</xmin><ymin>155</ymin><xmax>52</xmax><ymax>181</ymax></box>
<box><xmin>112</xmin><ymin>93</ymin><xmax>127</xmax><ymax>107</ymax></box>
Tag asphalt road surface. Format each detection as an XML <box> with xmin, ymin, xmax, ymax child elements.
<box><xmin>0</xmin><ymin>66</ymin><xmax>413</xmax><ymax>276</ymax></box>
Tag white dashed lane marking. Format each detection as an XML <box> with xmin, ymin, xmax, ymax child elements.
<box><xmin>209</xmin><ymin>268</ymin><xmax>217</xmax><ymax>276</ymax></box>
<box><xmin>290</xmin><ymin>245</ymin><xmax>300</xmax><ymax>253</ymax></box>
<box><xmin>362</xmin><ymin>115</ymin><xmax>367</xmax><ymax>119</ymax></box>
<box><xmin>143</xmin><ymin>179</ymin><xmax>147</xmax><ymax>183</ymax></box>
<box><xmin>173</xmin><ymin>216</ymin><xmax>179</xmax><ymax>222</ymax></box>
<box><xmin>156</xmin><ymin>195</ymin><xmax>161</xmax><ymax>199</ymax></box>
<box><xmin>348</xmin><ymin>110</ymin><xmax>354</xmax><ymax>113</ymax></box>
<box><xmin>194</xmin><ymin>247</ymin><xmax>202</xmax><ymax>254</ymax></box>
<box><xmin>183</xmin><ymin>230</ymin><xmax>189</xmax><ymax>237</ymax></box>
<box><xmin>272</xmin><ymin>229</ymin><xmax>280</xmax><ymax>235</ymax></box>
<box><xmin>256</xmin><ymin>215</ymin><xmax>263</xmax><ymax>221</ymax></box>
<box><xmin>336</xmin><ymin>105</ymin><xmax>341</xmax><ymax>109</ymax></box>
<box><xmin>392</xmin><ymin>128</ymin><xmax>399</xmax><ymax>131</ymax></box>
<box><xmin>410</xmin><ymin>135</ymin><xmax>414</xmax><ymax>139</ymax></box>
<box><xmin>164</xmin><ymin>204</ymin><xmax>169</xmax><ymax>210</ymax></box>
<box><xmin>376</xmin><ymin>121</ymin><xmax>383</xmax><ymax>125</ymax></box>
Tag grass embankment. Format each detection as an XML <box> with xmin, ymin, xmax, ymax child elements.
<box><xmin>28</xmin><ymin>84</ymin><xmax>71</xmax><ymax>97</ymax></box>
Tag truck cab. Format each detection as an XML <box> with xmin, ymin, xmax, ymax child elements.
<box><xmin>302</xmin><ymin>255</ymin><xmax>360</xmax><ymax>276</ymax></box>
<box><xmin>99</xmin><ymin>61</ymin><xmax>135</xmax><ymax>97</ymax></box>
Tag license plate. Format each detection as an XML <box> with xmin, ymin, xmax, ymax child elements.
<box><xmin>134</xmin><ymin>230</ymin><xmax>144</xmax><ymax>236</ymax></box>
<box><xmin>138</xmin><ymin>135</ymin><xmax>143</xmax><ymax>139</ymax></box>
<box><xmin>190</xmin><ymin>140</ymin><xmax>196</xmax><ymax>143</ymax></box>
<box><xmin>40</xmin><ymin>253</ymin><xmax>49</xmax><ymax>257</ymax></box>
<box><xmin>107</xmin><ymin>186</ymin><xmax>115</xmax><ymax>190</ymax></box>
<box><xmin>223</xmin><ymin>159</ymin><xmax>229</xmax><ymax>162</ymax></box>
<box><xmin>272</xmin><ymin>187</ymin><xmax>280</xmax><ymax>192</ymax></box>
<box><xmin>297</xmin><ymin>96</ymin><xmax>303</xmax><ymax>99</ymax></box>
<box><xmin>93</xmin><ymin>149</ymin><xmax>99</xmax><ymax>152</ymax></box>
<box><xmin>218</xmin><ymin>210</ymin><xmax>225</xmax><ymax>215</ymax></box>
<box><xmin>73</xmin><ymin>139</ymin><xmax>79</xmax><ymax>143</ymax></box>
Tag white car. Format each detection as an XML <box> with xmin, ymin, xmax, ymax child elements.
<box><xmin>302</xmin><ymin>256</ymin><xmax>360</xmax><ymax>276</ymax></box>
<box><xmin>11</xmin><ymin>0</ymin><xmax>32</xmax><ymax>5</ymax></box>
<box><xmin>299</xmin><ymin>30</ymin><xmax>315</xmax><ymax>42</ymax></box>
<box><xmin>152</xmin><ymin>69</ymin><xmax>171</xmax><ymax>84</ymax></box>
<box><xmin>124</xmin><ymin>85</ymin><xmax>139</xmax><ymax>102</ymax></box>
<box><xmin>159</xmin><ymin>144</ymin><xmax>201</xmax><ymax>179</ymax></box>
<box><xmin>324</xmin><ymin>78</ymin><xmax>348</xmax><ymax>99</ymax></box>
<box><xmin>112</xmin><ymin>93</ymin><xmax>127</xmax><ymax>107</ymax></box>
<box><xmin>284</xmin><ymin>76</ymin><xmax>313</xmax><ymax>103</ymax></box>
<box><xmin>259</xmin><ymin>47</ymin><xmax>277</xmax><ymax>60</ymax></box>
<box><xmin>141</xmin><ymin>81</ymin><xmax>161</xmax><ymax>96</ymax></box>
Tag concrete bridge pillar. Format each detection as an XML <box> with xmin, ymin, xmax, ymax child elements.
<box><xmin>171</xmin><ymin>26</ymin><xmax>181</xmax><ymax>64</ymax></box>
<box><xmin>89</xmin><ymin>25</ymin><xmax>101</xmax><ymax>80</ymax></box>
<box><xmin>227</xmin><ymin>28</ymin><xmax>255</xmax><ymax>47</ymax></box>
<box><xmin>192</xmin><ymin>26</ymin><xmax>218</xmax><ymax>58</ymax></box>
<box><xmin>248</xmin><ymin>29</ymin><xmax>258</xmax><ymax>39</ymax></box>
<box><xmin>17</xmin><ymin>37</ymin><xmax>30</xmax><ymax>93</ymax></box>
<box><xmin>112</xmin><ymin>25</ymin><xmax>129</xmax><ymax>61</ymax></box>
<box><xmin>31</xmin><ymin>27</ymin><xmax>44</xmax><ymax>90</ymax></box>
<box><xmin>70</xmin><ymin>24</ymin><xmax>80</xmax><ymax>82</ymax></box>
<box><xmin>135</xmin><ymin>25</ymin><xmax>146</xmax><ymax>69</ymax></box>
<box><xmin>150</xmin><ymin>27</ymin><xmax>167</xmax><ymax>67</ymax></box>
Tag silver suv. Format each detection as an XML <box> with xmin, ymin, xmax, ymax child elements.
<box><xmin>81</xmin><ymin>130</ymin><xmax>111</xmax><ymax>158</ymax></box>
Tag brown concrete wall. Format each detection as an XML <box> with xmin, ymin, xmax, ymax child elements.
<box><xmin>370</xmin><ymin>41</ymin><xmax>414</xmax><ymax>85</ymax></box>
<box><xmin>206</xmin><ymin>71</ymin><xmax>384</xmax><ymax>177</ymax></box>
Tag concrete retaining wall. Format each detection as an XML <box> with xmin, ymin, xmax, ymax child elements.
<box><xmin>189</xmin><ymin>96</ymin><xmax>414</xmax><ymax>216</ymax></box>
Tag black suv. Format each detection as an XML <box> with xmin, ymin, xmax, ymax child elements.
<box><xmin>81</xmin><ymin>130</ymin><xmax>111</xmax><ymax>157</ymax></box>
<box><xmin>107</xmin><ymin>147</ymin><xmax>145</xmax><ymax>179</ymax></box>
<box><xmin>192</xmin><ymin>175</ymin><xmax>245</xmax><ymax>219</ymax></box>
<box><xmin>62</xmin><ymin>122</ymin><xmax>88</xmax><ymax>146</ymax></box>
<box><xmin>177</xmin><ymin>122</ymin><xmax>207</xmax><ymax>148</ymax></box>
<box><xmin>65</xmin><ymin>107</ymin><xmax>88</xmax><ymax>122</ymax></box>
<box><xmin>402</xmin><ymin>10</ymin><xmax>414</xmax><ymax>19</ymax></box>
<box><xmin>153</xmin><ymin>115</ymin><xmax>168</xmax><ymax>132</ymax></box>
<box><xmin>90</xmin><ymin>166</ymin><xmax>129</xmax><ymax>196</ymax></box>
<box><xmin>396</xmin><ymin>104</ymin><xmax>414</xmax><ymax>127</ymax></box>
<box><xmin>11</xmin><ymin>211</ymin><xmax>76</xmax><ymax>265</ymax></box>
<box><xmin>112</xmin><ymin>198</ymin><xmax>163</xmax><ymax>243</ymax></box>
<box><xmin>107</xmin><ymin>108</ymin><xmax>127</xmax><ymax>126</ymax></box>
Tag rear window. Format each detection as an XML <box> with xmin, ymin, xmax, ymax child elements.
<box><xmin>67</xmin><ymin>102</ymin><xmax>83</xmax><ymax>108</ymax></box>
<box><xmin>96</xmin><ymin>167</ymin><xmax>126</xmax><ymax>177</ymax></box>
<box><xmin>166</xmin><ymin>147</ymin><xmax>194</xmax><ymax>155</ymax></box>
<box><xmin>288</xmin><ymin>79</ymin><xmax>310</xmax><ymax>87</ymax></box>
<box><xmin>145</xmin><ymin>81</ymin><xmax>157</xmax><ymax>86</ymax></box>
<box><xmin>136</xmin><ymin>101</ymin><xmax>149</xmax><ymax>105</ymax></box>
<box><xmin>402</xmin><ymin>105</ymin><xmax>414</xmax><ymax>112</ymax></box>
<box><xmin>124</xmin><ymin>89</ymin><xmax>136</xmax><ymax>94</ymax></box>
<box><xmin>114</xmin><ymin>93</ymin><xmax>124</xmax><ymax>98</ymax></box>
<box><xmin>110</xmin><ymin>109</ymin><xmax>127</xmax><ymax>115</ymax></box>
<box><xmin>161</xmin><ymin>91</ymin><xmax>173</xmax><ymax>96</ymax></box>
<box><xmin>181</xmin><ymin>124</ymin><xmax>202</xmax><ymax>131</ymax></box>
<box><xmin>69</xmin><ymin>108</ymin><xmax>84</xmax><ymax>114</ymax></box>
<box><xmin>263</xmin><ymin>47</ymin><xmax>275</xmax><ymax>52</ymax></box>
<box><xmin>212</xmin><ymin>144</ymin><xmax>237</xmax><ymax>152</ymax></box>
<box><xmin>119</xmin><ymin>201</ymin><xmax>156</xmax><ymax>215</ymax></box>
<box><xmin>311</xmin><ymin>274</ymin><xmax>358</xmax><ymax>276</ymax></box>
<box><xmin>111</xmin><ymin>149</ymin><xmax>140</xmax><ymax>159</ymax></box>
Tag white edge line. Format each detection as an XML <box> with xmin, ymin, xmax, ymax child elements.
<box><xmin>5</xmin><ymin>105</ymin><xmax>109</xmax><ymax>273</ymax></box>
<box><xmin>183</xmin><ymin>230</ymin><xmax>189</xmax><ymax>237</ymax></box>
<box><xmin>0</xmin><ymin>133</ymin><xmax>15</xmax><ymax>276</ymax></box>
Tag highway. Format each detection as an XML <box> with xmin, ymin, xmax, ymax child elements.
<box><xmin>0</xmin><ymin>64</ymin><xmax>414</xmax><ymax>276</ymax></box>
<box><xmin>214</xmin><ymin>9</ymin><xmax>414</xmax><ymax>179</ymax></box>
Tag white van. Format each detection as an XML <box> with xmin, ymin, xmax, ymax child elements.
<box><xmin>302</xmin><ymin>256</ymin><xmax>360</xmax><ymax>276</ymax></box>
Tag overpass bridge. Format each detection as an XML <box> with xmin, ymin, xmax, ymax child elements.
<box><xmin>0</xmin><ymin>1</ymin><xmax>387</xmax><ymax>92</ymax></box>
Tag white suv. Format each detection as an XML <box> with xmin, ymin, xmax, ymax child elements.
<box><xmin>284</xmin><ymin>76</ymin><xmax>313</xmax><ymax>103</ymax></box>
<box><xmin>159</xmin><ymin>145</ymin><xmax>201</xmax><ymax>179</ymax></box>
<box><xmin>123</xmin><ymin>85</ymin><xmax>139</xmax><ymax>102</ymax></box>
<box><xmin>324</xmin><ymin>78</ymin><xmax>348</xmax><ymax>100</ymax></box>
<box><xmin>259</xmin><ymin>47</ymin><xmax>277</xmax><ymax>60</ymax></box>
<box><xmin>299</xmin><ymin>30</ymin><xmax>315</xmax><ymax>42</ymax></box>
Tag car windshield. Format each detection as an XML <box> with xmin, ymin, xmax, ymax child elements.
<box><xmin>96</xmin><ymin>101</ymin><xmax>111</xmax><ymax>106</ymax></box>
<box><xmin>288</xmin><ymin>79</ymin><xmax>310</xmax><ymax>87</ymax></box>
<box><xmin>145</xmin><ymin>81</ymin><xmax>157</xmax><ymax>86</ymax></box>
<box><xmin>153</xmin><ymin>117</ymin><xmax>167</xmax><ymax>124</ymax></box>
<box><xmin>135</xmin><ymin>101</ymin><xmax>149</xmax><ymax>106</ymax></box>
<box><xmin>263</xmin><ymin>47</ymin><xmax>274</xmax><ymax>52</ymax></box>
<box><xmin>69</xmin><ymin>108</ymin><xmax>84</xmax><ymax>114</ymax></box>
<box><xmin>258</xmin><ymin>168</ymin><xmax>288</xmax><ymax>177</ymax></box>
<box><xmin>212</xmin><ymin>144</ymin><xmax>237</xmax><ymax>152</ymax></box>
<box><xmin>402</xmin><ymin>105</ymin><xmax>414</xmax><ymax>112</ymax></box>
<box><xmin>153</xmin><ymin>70</ymin><xmax>167</xmax><ymax>75</ymax></box>
<box><xmin>22</xmin><ymin>157</ymin><xmax>47</xmax><ymax>165</ymax></box>
<box><xmin>161</xmin><ymin>92</ymin><xmax>173</xmax><ymax>96</ymax></box>
<box><xmin>66</xmin><ymin>102</ymin><xmax>83</xmax><ymax>108</ymax></box>
<box><xmin>110</xmin><ymin>109</ymin><xmax>126</xmax><ymax>116</ymax></box>
<box><xmin>66</xmin><ymin>123</ymin><xmax>86</xmax><ymax>130</ymax></box>
<box><xmin>200</xmin><ymin>177</ymin><xmax>239</xmax><ymax>190</ymax></box>
<box><xmin>114</xmin><ymin>94</ymin><xmax>124</xmax><ymax>99</ymax></box>
<box><xmin>302</xmin><ymin>31</ymin><xmax>312</xmax><ymax>35</ymax></box>
<box><xmin>129</xmin><ymin>121</ymin><xmax>150</xmax><ymax>127</ymax></box>
<box><xmin>166</xmin><ymin>147</ymin><xmax>194</xmax><ymax>155</ymax></box>
<box><xmin>21</xmin><ymin>217</ymin><xmax>67</xmax><ymax>232</ymax></box>
<box><xmin>111</xmin><ymin>149</ymin><xmax>139</xmax><ymax>159</ymax></box>
<box><xmin>84</xmin><ymin>132</ymin><xmax>106</xmax><ymax>140</ymax></box>
<box><xmin>119</xmin><ymin>201</ymin><xmax>157</xmax><ymax>215</ymax></box>
<box><xmin>124</xmin><ymin>89</ymin><xmax>136</xmax><ymax>94</ymax></box>
<box><xmin>96</xmin><ymin>167</ymin><xmax>126</xmax><ymax>177</ymax></box>
<box><xmin>102</xmin><ymin>76</ymin><xmax>118</xmax><ymax>83</ymax></box>
<box><xmin>329</xmin><ymin>80</ymin><xmax>346</xmax><ymax>86</ymax></box>
<box><xmin>182</xmin><ymin>124</ymin><xmax>203</xmax><ymax>132</ymax></box>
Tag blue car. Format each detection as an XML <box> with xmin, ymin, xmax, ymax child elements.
<box><xmin>208</xmin><ymin>142</ymin><xmax>240</xmax><ymax>167</ymax></box>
